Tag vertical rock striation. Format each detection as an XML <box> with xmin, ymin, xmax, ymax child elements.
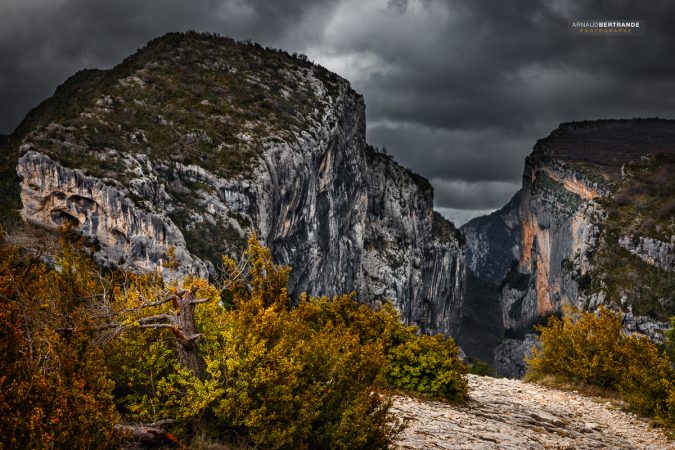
<box><xmin>457</xmin><ymin>192</ymin><xmax>521</xmax><ymax>365</ymax></box>
<box><xmin>504</xmin><ymin>153</ymin><xmax>606</xmax><ymax>330</ymax></box>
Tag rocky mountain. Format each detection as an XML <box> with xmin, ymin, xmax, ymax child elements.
<box><xmin>6</xmin><ymin>33</ymin><xmax>672</xmax><ymax>373</ymax></box>
<box><xmin>460</xmin><ymin>119</ymin><xmax>675</xmax><ymax>376</ymax></box>
<box><xmin>0</xmin><ymin>32</ymin><xmax>465</xmax><ymax>336</ymax></box>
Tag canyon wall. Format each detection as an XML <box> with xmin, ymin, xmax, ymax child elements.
<box><xmin>461</xmin><ymin>120</ymin><xmax>675</xmax><ymax>376</ymax></box>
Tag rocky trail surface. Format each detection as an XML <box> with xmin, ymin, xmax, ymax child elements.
<box><xmin>392</xmin><ymin>374</ymin><xmax>673</xmax><ymax>449</ymax></box>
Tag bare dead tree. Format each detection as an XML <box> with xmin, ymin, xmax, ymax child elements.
<box><xmin>70</xmin><ymin>286</ymin><xmax>209</xmax><ymax>378</ymax></box>
<box><xmin>215</xmin><ymin>251</ymin><xmax>252</xmax><ymax>295</ymax></box>
<box><xmin>63</xmin><ymin>251</ymin><xmax>255</xmax><ymax>379</ymax></box>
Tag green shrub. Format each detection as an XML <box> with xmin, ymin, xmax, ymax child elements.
<box><xmin>385</xmin><ymin>333</ymin><xmax>468</xmax><ymax>401</ymax></box>
<box><xmin>468</xmin><ymin>359</ymin><xmax>496</xmax><ymax>377</ymax></box>
<box><xmin>618</xmin><ymin>335</ymin><xmax>675</xmax><ymax>423</ymax></box>
<box><xmin>527</xmin><ymin>307</ymin><xmax>675</xmax><ymax>427</ymax></box>
<box><xmin>666</xmin><ymin>317</ymin><xmax>675</xmax><ymax>365</ymax></box>
<box><xmin>106</xmin><ymin>236</ymin><xmax>399</xmax><ymax>448</ymax></box>
<box><xmin>207</xmin><ymin>302</ymin><xmax>393</xmax><ymax>449</ymax></box>
<box><xmin>293</xmin><ymin>291</ymin><xmax>468</xmax><ymax>402</ymax></box>
<box><xmin>207</xmin><ymin>236</ymin><xmax>467</xmax><ymax>446</ymax></box>
<box><xmin>203</xmin><ymin>259</ymin><xmax>395</xmax><ymax>449</ymax></box>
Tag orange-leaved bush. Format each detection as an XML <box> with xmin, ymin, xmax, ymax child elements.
<box><xmin>0</xmin><ymin>237</ymin><xmax>120</xmax><ymax>449</ymax></box>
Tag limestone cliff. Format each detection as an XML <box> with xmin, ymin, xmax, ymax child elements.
<box><xmin>461</xmin><ymin>119</ymin><xmax>675</xmax><ymax>376</ymax></box>
<box><xmin>17</xmin><ymin>150</ymin><xmax>207</xmax><ymax>278</ymax></box>
<box><xmin>2</xmin><ymin>32</ymin><xmax>465</xmax><ymax>336</ymax></box>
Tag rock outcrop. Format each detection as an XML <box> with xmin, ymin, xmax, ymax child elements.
<box><xmin>618</xmin><ymin>234</ymin><xmax>675</xmax><ymax>272</ymax></box>
<box><xmin>4</xmin><ymin>32</ymin><xmax>465</xmax><ymax>336</ymax></box>
<box><xmin>460</xmin><ymin>119</ymin><xmax>675</xmax><ymax>376</ymax></box>
<box><xmin>17</xmin><ymin>150</ymin><xmax>207</xmax><ymax>278</ymax></box>
<box><xmin>503</xmin><ymin>151</ymin><xmax>606</xmax><ymax>330</ymax></box>
<box><xmin>493</xmin><ymin>333</ymin><xmax>538</xmax><ymax>379</ymax></box>
<box><xmin>462</xmin><ymin>191</ymin><xmax>521</xmax><ymax>285</ymax></box>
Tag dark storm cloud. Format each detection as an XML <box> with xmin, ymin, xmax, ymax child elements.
<box><xmin>2</xmin><ymin>0</ymin><xmax>675</xmax><ymax>224</ymax></box>
<box><xmin>299</xmin><ymin>0</ymin><xmax>675</xmax><ymax>220</ymax></box>
<box><xmin>431</xmin><ymin>179</ymin><xmax>520</xmax><ymax>210</ymax></box>
<box><xmin>0</xmin><ymin>0</ymin><xmax>334</xmax><ymax>133</ymax></box>
<box><xmin>367</xmin><ymin>122</ymin><xmax>528</xmax><ymax>182</ymax></box>
<box><xmin>357</xmin><ymin>0</ymin><xmax>675</xmax><ymax>131</ymax></box>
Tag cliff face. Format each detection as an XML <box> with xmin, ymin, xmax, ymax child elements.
<box><xmin>462</xmin><ymin>191</ymin><xmax>521</xmax><ymax>284</ymax></box>
<box><xmin>457</xmin><ymin>192</ymin><xmax>521</xmax><ymax>365</ymax></box>
<box><xmin>4</xmin><ymin>32</ymin><xmax>465</xmax><ymax>336</ymax></box>
<box><xmin>504</xmin><ymin>154</ymin><xmax>607</xmax><ymax>330</ymax></box>
<box><xmin>461</xmin><ymin>120</ymin><xmax>675</xmax><ymax>376</ymax></box>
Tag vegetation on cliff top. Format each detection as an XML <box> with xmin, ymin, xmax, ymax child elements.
<box><xmin>432</xmin><ymin>211</ymin><xmax>465</xmax><ymax>245</ymax></box>
<box><xmin>0</xmin><ymin>31</ymin><xmax>350</xmax><ymax>232</ymax></box>
<box><xmin>583</xmin><ymin>153</ymin><xmax>675</xmax><ymax>320</ymax></box>
<box><xmin>589</xmin><ymin>231</ymin><xmax>675</xmax><ymax>320</ymax></box>
<box><xmin>12</xmin><ymin>32</ymin><xmax>345</xmax><ymax>178</ymax></box>
<box><xmin>0</xmin><ymin>31</ymin><xmax>459</xmax><ymax>275</ymax></box>
<box><xmin>0</xmin><ymin>232</ymin><xmax>467</xmax><ymax>449</ymax></box>
<box><xmin>534</xmin><ymin>118</ymin><xmax>675</xmax><ymax>179</ymax></box>
<box><xmin>0</xmin><ymin>30</ymin><xmax>363</xmax><ymax>280</ymax></box>
<box><xmin>603</xmin><ymin>153</ymin><xmax>675</xmax><ymax>242</ymax></box>
<box><xmin>530</xmin><ymin>120</ymin><xmax>675</xmax><ymax>321</ymax></box>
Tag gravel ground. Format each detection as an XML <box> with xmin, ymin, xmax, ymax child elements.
<box><xmin>392</xmin><ymin>374</ymin><xmax>673</xmax><ymax>449</ymax></box>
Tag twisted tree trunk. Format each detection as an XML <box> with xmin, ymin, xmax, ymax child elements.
<box><xmin>171</xmin><ymin>289</ymin><xmax>204</xmax><ymax>378</ymax></box>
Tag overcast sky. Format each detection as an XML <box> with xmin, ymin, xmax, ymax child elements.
<box><xmin>2</xmin><ymin>0</ymin><xmax>675</xmax><ymax>225</ymax></box>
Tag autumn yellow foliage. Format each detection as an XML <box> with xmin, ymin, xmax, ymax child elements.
<box><xmin>527</xmin><ymin>307</ymin><xmax>675</xmax><ymax>427</ymax></box>
<box><xmin>0</xmin><ymin>233</ymin><xmax>468</xmax><ymax>449</ymax></box>
<box><xmin>0</xmin><ymin>233</ymin><xmax>467</xmax><ymax>449</ymax></box>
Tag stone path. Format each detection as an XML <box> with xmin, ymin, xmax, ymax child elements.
<box><xmin>392</xmin><ymin>374</ymin><xmax>673</xmax><ymax>449</ymax></box>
